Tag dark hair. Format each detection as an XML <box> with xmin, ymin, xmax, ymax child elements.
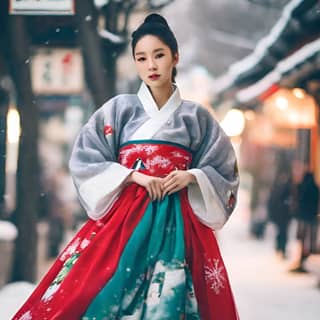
<box><xmin>131</xmin><ymin>13</ymin><xmax>178</xmax><ymax>82</ymax></box>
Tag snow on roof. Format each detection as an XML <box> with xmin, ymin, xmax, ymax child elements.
<box><xmin>236</xmin><ymin>37</ymin><xmax>320</xmax><ymax>103</ymax></box>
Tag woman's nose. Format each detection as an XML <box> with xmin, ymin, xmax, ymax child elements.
<box><xmin>148</xmin><ymin>58</ymin><xmax>157</xmax><ymax>70</ymax></box>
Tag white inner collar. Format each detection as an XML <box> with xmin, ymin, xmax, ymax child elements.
<box><xmin>137</xmin><ymin>81</ymin><xmax>182</xmax><ymax>118</ymax></box>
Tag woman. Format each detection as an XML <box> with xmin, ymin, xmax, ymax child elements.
<box><xmin>267</xmin><ymin>171</ymin><xmax>293</xmax><ymax>259</ymax></box>
<box><xmin>13</xmin><ymin>14</ymin><xmax>239</xmax><ymax>320</ymax></box>
<box><xmin>292</xmin><ymin>171</ymin><xmax>319</xmax><ymax>272</ymax></box>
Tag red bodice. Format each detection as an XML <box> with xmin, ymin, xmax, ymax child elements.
<box><xmin>118</xmin><ymin>142</ymin><xmax>192</xmax><ymax>177</ymax></box>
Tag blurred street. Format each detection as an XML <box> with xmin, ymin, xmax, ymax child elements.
<box><xmin>219</xmin><ymin>188</ymin><xmax>320</xmax><ymax>320</ymax></box>
<box><xmin>0</xmin><ymin>1</ymin><xmax>320</xmax><ymax>319</ymax></box>
<box><xmin>1</xmin><ymin>187</ymin><xmax>319</xmax><ymax>319</ymax></box>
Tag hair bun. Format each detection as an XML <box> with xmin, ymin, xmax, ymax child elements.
<box><xmin>144</xmin><ymin>13</ymin><xmax>169</xmax><ymax>28</ymax></box>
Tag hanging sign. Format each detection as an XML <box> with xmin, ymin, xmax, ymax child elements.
<box><xmin>9</xmin><ymin>0</ymin><xmax>75</xmax><ymax>15</ymax></box>
<box><xmin>31</xmin><ymin>49</ymin><xmax>84</xmax><ymax>95</ymax></box>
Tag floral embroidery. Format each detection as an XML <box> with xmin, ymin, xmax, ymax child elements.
<box><xmin>118</xmin><ymin>143</ymin><xmax>192</xmax><ymax>176</ymax></box>
<box><xmin>42</xmin><ymin>253</ymin><xmax>80</xmax><ymax>302</ymax></box>
<box><xmin>204</xmin><ymin>258</ymin><xmax>226</xmax><ymax>294</ymax></box>
<box><xmin>103</xmin><ymin>125</ymin><xmax>113</xmax><ymax>136</ymax></box>
<box><xmin>119</xmin><ymin>145</ymin><xmax>159</xmax><ymax>163</ymax></box>
<box><xmin>18</xmin><ymin>311</ymin><xmax>32</xmax><ymax>320</ymax></box>
<box><xmin>41</xmin><ymin>283</ymin><xmax>61</xmax><ymax>303</ymax></box>
<box><xmin>227</xmin><ymin>191</ymin><xmax>236</xmax><ymax>210</ymax></box>
<box><xmin>170</xmin><ymin>151</ymin><xmax>184</xmax><ymax>158</ymax></box>
<box><xmin>147</xmin><ymin>156</ymin><xmax>172</xmax><ymax>169</ymax></box>
<box><xmin>80</xmin><ymin>238</ymin><xmax>90</xmax><ymax>250</ymax></box>
<box><xmin>59</xmin><ymin>237</ymin><xmax>80</xmax><ymax>262</ymax></box>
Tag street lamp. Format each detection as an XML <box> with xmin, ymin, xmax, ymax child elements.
<box><xmin>7</xmin><ymin>108</ymin><xmax>20</xmax><ymax>144</ymax></box>
<box><xmin>220</xmin><ymin>109</ymin><xmax>246</xmax><ymax>137</ymax></box>
<box><xmin>263</xmin><ymin>88</ymin><xmax>317</xmax><ymax>129</ymax></box>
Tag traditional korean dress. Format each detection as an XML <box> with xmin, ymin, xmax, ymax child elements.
<box><xmin>13</xmin><ymin>82</ymin><xmax>240</xmax><ymax>320</ymax></box>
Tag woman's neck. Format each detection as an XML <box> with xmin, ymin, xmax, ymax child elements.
<box><xmin>149</xmin><ymin>83</ymin><xmax>174</xmax><ymax>109</ymax></box>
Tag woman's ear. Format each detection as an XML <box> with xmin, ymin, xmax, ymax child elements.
<box><xmin>173</xmin><ymin>53</ymin><xmax>179</xmax><ymax>66</ymax></box>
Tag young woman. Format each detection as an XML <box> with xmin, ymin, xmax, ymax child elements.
<box><xmin>13</xmin><ymin>14</ymin><xmax>240</xmax><ymax>320</ymax></box>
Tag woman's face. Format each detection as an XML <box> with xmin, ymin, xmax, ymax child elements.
<box><xmin>134</xmin><ymin>35</ymin><xmax>178</xmax><ymax>90</ymax></box>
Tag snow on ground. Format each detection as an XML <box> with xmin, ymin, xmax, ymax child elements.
<box><xmin>219</xmin><ymin>189</ymin><xmax>320</xmax><ymax>320</ymax></box>
<box><xmin>0</xmin><ymin>282</ymin><xmax>35</xmax><ymax>319</ymax></box>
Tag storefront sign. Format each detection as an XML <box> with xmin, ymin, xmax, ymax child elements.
<box><xmin>9</xmin><ymin>0</ymin><xmax>74</xmax><ymax>15</ymax></box>
<box><xmin>31</xmin><ymin>49</ymin><xmax>84</xmax><ymax>95</ymax></box>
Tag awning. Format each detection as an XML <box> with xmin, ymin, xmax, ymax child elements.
<box><xmin>236</xmin><ymin>38</ymin><xmax>320</xmax><ymax>103</ymax></box>
<box><xmin>213</xmin><ymin>0</ymin><xmax>320</xmax><ymax>101</ymax></box>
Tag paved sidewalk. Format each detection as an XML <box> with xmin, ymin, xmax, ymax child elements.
<box><xmin>219</xmin><ymin>189</ymin><xmax>320</xmax><ymax>320</ymax></box>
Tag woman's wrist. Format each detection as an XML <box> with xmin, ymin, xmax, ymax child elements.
<box><xmin>126</xmin><ymin>171</ymin><xmax>138</xmax><ymax>184</ymax></box>
<box><xmin>187</xmin><ymin>172</ymin><xmax>197</xmax><ymax>184</ymax></box>
<box><xmin>127</xmin><ymin>171</ymin><xmax>148</xmax><ymax>185</ymax></box>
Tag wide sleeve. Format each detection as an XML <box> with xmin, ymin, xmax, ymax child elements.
<box><xmin>69</xmin><ymin>99</ymin><xmax>133</xmax><ymax>220</ymax></box>
<box><xmin>187</xmin><ymin>109</ymin><xmax>239</xmax><ymax>230</ymax></box>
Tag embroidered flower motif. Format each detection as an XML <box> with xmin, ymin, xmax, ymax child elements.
<box><xmin>142</xmin><ymin>145</ymin><xmax>159</xmax><ymax>155</ymax></box>
<box><xmin>204</xmin><ymin>258</ymin><xmax>226</xmax><ymax>294</ymax></box>
<box><xmin>18</xmin><ymin>311</ymin><xmax>32</xmax><ymax>320</ymax></box>
<box><xmin>43</xmin><ymin>253</ymin><xmax>80</xmax><ymax>302</ymax></box>
<box><xmin>227</xmin><ymin>191</ymin><xmax>236</xmax><ymax>210</ymax></box>
<box><xmin>147</xmin><ymin>155</ymin><xmax>172</xmax><ymax>169</ymax></box>
<box><xmin>170</xmin><ymin>151</ymin><xmax>185</xmax><ymax>158</ymax></box>
<box><xmin>41</xmin><ymin>283</ymin><xmax>61</xmax><ymax>303</ymax></box>
<box><xmin>80</xmin><ymin>238</ymin><xmax>90</xmax><ymax>250</ymax></box>
<box><xmin>103</xmin><ymin>125</ymin><xmax>113</xmax><ymax>136</ymax></box>
<box><xmin>59</xmin><ymin>237</ymin><xmax>80</xmax><ymax>261</ymax></box>
<box><xmin>120</xmin><ymin>145</ymin><xmax>159</xmax><ymax>160</ymax></box>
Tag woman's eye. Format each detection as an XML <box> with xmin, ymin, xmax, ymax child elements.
<box><xmin>155</xmin><ymin>53</ymin><xmax>164</xmax><ymax>59</ymax></box>
<box><xmin>137</xmin><ymin>57</ymin><xmax>146</xmax><ymax>62</ymax></box>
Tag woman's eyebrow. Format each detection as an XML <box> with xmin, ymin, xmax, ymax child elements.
<box><xmin>135</xmin><ymin>48</ymin><xmax>165</xmax><ymax>56</ymax></box>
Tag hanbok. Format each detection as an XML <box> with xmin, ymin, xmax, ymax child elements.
<box><xmin>13</xmin><ymin>82</ymin><xmax>240</xmax><ymax>320</ymax></box>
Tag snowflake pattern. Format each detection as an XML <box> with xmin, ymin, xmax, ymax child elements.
<box><xmin>204</xmin><ymin>258</ymin><xmax>226</xmax><ymax>294</ymax></box>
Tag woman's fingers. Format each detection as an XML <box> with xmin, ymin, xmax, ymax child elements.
<box><xmin>162</xmin><ymin>171</ymin><xmax>192</xmax><ymax>198</ymax></box>
<box><xmin>143</xmin><ymin>172</ymin><xmax>193</xmax><ymax>201</ymax></box>
<box><xmin>162</xmin><ymin>174</ymin><xmax>176</xmax><ymax>189</ymax></box>
<box><xmin>147</xmin><ymin>179</ymin><xmax>163</xmax><ymax>201</ymax></box>
<box><xmin>167</xmin><ymin>185</ymin><xmax>180</xmax><ymax>195</ymax></box>
<box><xmin>155</xmin><ymin>184</ymin><xmax>162</xmax><ymax>201</ymax></box>
<box><xmin>146</xmin><ymin>185</ymin><xmax>154</xmax><ymax>201</ymax></box>
<box><xmin>162</xmin><ymin>180</ymin><xmax>178</xmax><ymax>199</ymax></box>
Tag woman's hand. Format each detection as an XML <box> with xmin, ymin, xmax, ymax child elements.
<box><xmin>161</xmin><ymin>170</ymin><xmax>196</xmax><ymax>199</ymax></box>
<box><xmin>127</xmin><ymin>171</ymin><xmax>164</xmax><ymax>201</ymax></box>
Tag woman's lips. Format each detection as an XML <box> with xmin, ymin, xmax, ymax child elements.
<box><xmin>149</xmin><ymin>74</ymin><xmax>160</xmax><ymax>80</ymax></box>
